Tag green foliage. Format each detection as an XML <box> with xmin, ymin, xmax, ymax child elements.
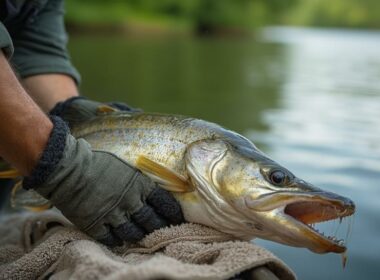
<box><xmin>285</xmin><ymin>0</ymin><xmax>380</xmax><ymax>28</ymax></box>
<box><xmin>191</xmin><ymin>0</ymin><xmax>256</xmax><ymax>30</ymax></box>
<box><xmin>65</xmin><ymin>1</ymin><xmax>130</xmax><ymax>24</ymax></box>
<box><xmin>127</xmin><ymin>0</ymin><xmax>197</xmax><ymax>17</ymax></box>
<box><xmin>65</xmin><ymin>0</ymin><xmax>296</xmax><ymax>33</ymax></box>
<box><xmin>65</xmin><ymin>0</ymin><xmax>380</xmax><ymax>33</ymax></box>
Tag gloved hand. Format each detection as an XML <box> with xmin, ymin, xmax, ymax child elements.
<box><xmin>50</xmin><ymin>96</ymin><xmax>140</xmax><ymax>127</ymax></box>
<box><xmin>24</xmin><ymin>116</ymin><xmax>184</xmax><ymax>246</ymax></box>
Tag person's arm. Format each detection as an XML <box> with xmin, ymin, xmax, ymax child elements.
<box><xmin>4</xmin><ymin>0</ymin><xmax>80</xmax><ymax>113</ymax></box>
<box><xmin>0</xmin><ymin>50</ymin><xmax>52</xmax><ymax>175</ymax></box>
<box><xmin>22</xmin><ymin>74</ymin><xmax>79</xmax><ymax>113</ymax></box>
<box><xmin>1</xmin><ymin>1</ymin><xmax>183</xmax><ymax>247</ymax></box>
<box><xmin>0</xmin><ymin>50</ymin><xmax>183</xmax><ymax>247</ymax></box>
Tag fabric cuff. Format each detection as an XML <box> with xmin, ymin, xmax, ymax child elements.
<box><xmin>0</xmin><ymin>22</ymin><xmax>14</xmax><ymax>58</ymax></box>
<box><xmin>13</xmin><ymin>55</ymin><xmax>81</xmax><ymax>85</ymax></box>
<box><xmin>23</xmin><ymin>116</ymin><xmax>70</xmax><ymax>190</ymax></box>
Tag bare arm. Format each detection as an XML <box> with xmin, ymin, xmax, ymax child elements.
<box><xmin>22</xmin><ymin>74</ymin><xmax>79</xmax><ymax>113</ymax></box>
<box><xmin>0</xmin><ymin>51</ymin><xmax>53</xmax><ymax>175</ymax></box>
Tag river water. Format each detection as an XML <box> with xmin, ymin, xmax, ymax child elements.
<box><xmin>69</xmin><ymin>27</ymin><xmax>380</xmax><ymax>280</ymax></box>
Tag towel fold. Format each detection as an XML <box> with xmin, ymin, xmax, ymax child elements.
<box><xmin>0</xmin><ymin>211</ymin><xmax>296</xmax><ymax>280</ymax></box>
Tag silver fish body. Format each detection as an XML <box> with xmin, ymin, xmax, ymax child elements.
<box><xmin>9</xmin><ymin>112</ymin><xmax>355</xmax><ymax>254</ymax></box>
<box><xmin>70</xmin><ymin>112</ymin><xmax>355</xmax><ymax>254</ymax></box>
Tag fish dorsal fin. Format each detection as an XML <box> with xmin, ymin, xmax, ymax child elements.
<box><xmin>96</xmin><ymin>105</ymin><xmax>119</xmax><ymax>115</ymax></box>
<box><xmin>136</xmin><ymin>155</ymin><xmax>193</xmax><ymax>193</ymax></box>
<box><xmin>0</xmin><ymin>168</ymin><xmax>21</xmax><ymax>178</ymax></box>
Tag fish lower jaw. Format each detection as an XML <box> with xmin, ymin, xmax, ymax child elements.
<box><xmin>281</xmin><ymin>201</ymin><xmax>355</xmax><ymax>253</ymax></box>
<box><xmin>298</xmin><ymin>220</ymin><xmax>347</xmax><ymax>253</ymax></box>
<box><xmin>305</xmin><ymin>223</ymin><xmax>345</xmax><ymax>247</ymax></box>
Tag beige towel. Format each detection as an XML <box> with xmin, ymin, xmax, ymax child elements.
<box><xmin>0</xmin><ymin>211</ymin><xmax>296</xmax><ymax>280</ymax></box>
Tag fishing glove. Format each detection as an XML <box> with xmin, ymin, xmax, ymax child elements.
<box><xmin>23</xmin><ymin>116</ymin><xmax>184</xmax><ymax>246</ymax></box>
<box><xmin>50</xmin><ymin>96</ymin><xmax>140</xmax><ymax>127</ymax></box>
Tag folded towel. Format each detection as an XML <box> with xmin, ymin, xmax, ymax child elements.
<box><xmin>0</xmin><ymin>211</ymin><xmax>296</xmax><ymax>280</ymax></box>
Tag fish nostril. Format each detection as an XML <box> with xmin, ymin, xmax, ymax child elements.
<box><xmin>345</xmin><ymin>199</ymin><xmax>356</xmax><ymax>212</ymax></box>
<box><xmin>339</xmin><ymin>197</ymin><xmax>355</xmax><ymax>211</ymax></box>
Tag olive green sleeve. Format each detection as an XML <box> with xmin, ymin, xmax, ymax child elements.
<box><xmin>0</xmin><ymin>22</ymin><xmax>13</xmax><ymax>58</ymax></box>
<box><xmin>10</xmin><ymin>0</ymin><xmax>81</xmax><ymax>84</ymax></box>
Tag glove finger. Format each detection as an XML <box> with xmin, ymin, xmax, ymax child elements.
<box><xmin>98</xmin><ymin>231</ymin><xmax>123</xmax><ymax>247</ymax></box>
<box><xmin>147</xmin><ymin>188</ymin><xmax>184</xmax><ymax>225</ymax></box>
<box><xmin>132</xmin><ymin>204</ymin><xmax>168</xmax><ymax>233</ymax></box>
<box><xmin>112</xmin><ymin>221</ymin><xmax>145</xmax><ymax>243</ymax></box>
<box><xmin>106</xmin><ymin>208</ymin><xmax>130</xmax><ymax>228</ymax></box>
<box><xmin>86</xmin><ymin>223</ymin><xmax>123</xmax><ymax>247</ymax></box>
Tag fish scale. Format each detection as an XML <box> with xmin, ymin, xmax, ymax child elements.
<box><xmin>72</xmin><ymin>113</ymin><xmax>223</xmax><ymax>176</ymax></box>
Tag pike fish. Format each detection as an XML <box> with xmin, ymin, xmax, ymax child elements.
<box><xmin>1</xmin><ymin>110</ymin><xmax>355</xmax><ymax>255</ymax></box>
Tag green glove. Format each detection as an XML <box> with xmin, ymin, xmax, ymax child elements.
<box><xmin>24</xmin><ymin>116</ymin><xmax>184</xmax><ymax>246</ymax></box>
<box><xmin>50</xmin><ymin>96</ymin><xmax>140</xmax><ymax>127</ymax></box>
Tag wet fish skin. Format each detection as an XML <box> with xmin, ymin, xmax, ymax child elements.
<box><xmin>70</xmin><ymin>112</ymin><xmax>355</xmax><ymax>254</ymax></box>
<box><xmin>9</xmin><ymin>111</ymin><xmax>355</xmax><ymax>254</ymax></box>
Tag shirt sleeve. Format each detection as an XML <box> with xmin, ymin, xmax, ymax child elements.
<box><xmin>0</xmin><ymin>22</ymin><xmax>14</xmax><ymax>58</ymax></box>
<box><xmin>8</xmin><ymin>0</ymin><xmax>81</xmax><ymax>84</ymax></box>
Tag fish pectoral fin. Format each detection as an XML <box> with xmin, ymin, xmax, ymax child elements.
<box><xmin>11</xmin><ymin>180</ymin><xmax>52</xmax><ymax>212</ymax></box>
<box><xmin>96</xmin><ymin>105</ymin><xmax>120</xmax><ymax>115</ymax></box>
<box><xmin>136</xmin><ymin>155</ymin><xmax>193</xmax><ymax>193</ymax></box>
<box><xmin>0</xmin><ymin>168</ymin><xmax>21</xmax><ymax>179</ymax></box>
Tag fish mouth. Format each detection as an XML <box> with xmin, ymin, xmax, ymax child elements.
<box><xmin>246</xmin><ymin>191</ymin><xmax>355</xmax><ymax>253</ymax></box>
<box><xmin>282</xmin><ymin>196</ymin><xmax>355</xmax><ymax>253</ymax></box>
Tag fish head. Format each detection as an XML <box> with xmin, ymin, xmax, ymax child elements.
<box><xmin>185</xmin><ymin>138</ymin><xmax>355</xmax><ymax>254</ymax></box>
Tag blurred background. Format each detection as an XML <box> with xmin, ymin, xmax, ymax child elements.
<box><xmin>65</xmin><ymin>1</ymin><xmax>380</xmax><ymax>279</ymax></box>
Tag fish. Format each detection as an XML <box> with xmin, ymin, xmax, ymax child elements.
<box><xmin>0</xmin><ymin>109</ymin><xmax>355</xmax><ymax>254</ymax></box>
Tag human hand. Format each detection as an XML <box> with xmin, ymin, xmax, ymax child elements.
<box><xmin>50</xmin><ymin>96</ymin><xmax>140</xmax><ymax>127</ymax></box>
<box><xmin>24</xmin><ymin>117</ymin><xmax>184</xmax><ymax>246</ymax></box>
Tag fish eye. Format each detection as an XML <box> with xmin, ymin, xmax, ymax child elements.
<box><xmin>270</xmin><ymin>170</ymin><xmax>287</xmax><ymax>186</ymax></box>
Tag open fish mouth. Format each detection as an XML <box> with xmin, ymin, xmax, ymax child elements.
<box><xmin>283</xmin><ymin>199</ymin><xmax>355</xmax><ymax>253</ymax></box>
<box><xmin>246</xmin><ymin>190</ymin><xmax>355</xmax><ymax>253</ymax></box>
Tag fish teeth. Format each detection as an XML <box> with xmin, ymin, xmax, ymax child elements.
<box><xmin>306</xmin><ymin>220</ymin><xmax>346</xmax><ymax>245</ymax></box>
<box><xmin>326</xmin><ymin>236</ymin><xmax>345</xmax><ymax>245</ymax></box>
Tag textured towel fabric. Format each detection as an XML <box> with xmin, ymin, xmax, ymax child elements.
<box><xmin>0</xmin><ymin>211</ymin><xmax>296</xmax><ymax>280</ymax></box>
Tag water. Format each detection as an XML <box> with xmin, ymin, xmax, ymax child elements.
<box><xmin>69</xmin><ymin>27</ymin><xmax>380</xmax><ymax>279</ymax></box>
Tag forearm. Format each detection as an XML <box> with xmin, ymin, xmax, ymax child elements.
<box><xmin>23</xmin><ymin>74</ymin><xmax>79</xmax><ymax>113</ymax></box>
<box><xmin>0</xmin><ymin>51</ymin><xmax>53</xmax><ymax>175</ymax></box>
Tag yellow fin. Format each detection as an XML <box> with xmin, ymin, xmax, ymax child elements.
<box><xmin>24</xmin><ymin>204</ymin><xmax>52</xmax><ymax>212</ymax></box>
<box><xmin>11</xmin><ymin>181</ymin><xmax>51</xmax><ymax>211</ymax></box>
<box><xmin>96</xmin><ymin>105</ymin><xmax>119</xmax><ymax>114</ymax></box>
<box><xmin>0</xmin><ymin>168</ymin><xmax>21</xmax><ymax>179</ymax></box>
<box><xmin>136</xmin><ymin>155</ymin><xmax>192</xmax><ymax>193</ymax></box>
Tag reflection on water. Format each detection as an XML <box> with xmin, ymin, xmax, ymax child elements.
<box><xmin>70</xmin><ymin>36</ymin><xmax>286</xmax><ymax>132</ymax></box>
<box><xmin>254</xmin><ymin>27</ymin><xmax>380</xmax><ymax>280</ymax></box>
<box><xmin>69</xmin><ymin>27</ymin><xmax>380</xmax><ymax>280</ymax></box>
